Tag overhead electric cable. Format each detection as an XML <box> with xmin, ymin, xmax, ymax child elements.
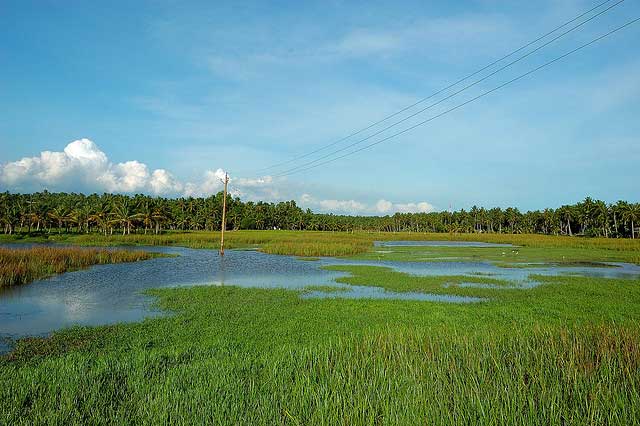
<box><xmin>274</xmin><ymin>0</ymin><xmax>624</xmax><ymax>177</ymax></box>
<box><xmin>255</xmin><ymin>0</ymin><xmax>618</xmax><ymax>174</ymax></box>
<box><xmin>274</xmin><ymin>16</ymin><xmax>640</xmax><ymax>177</ymax></box>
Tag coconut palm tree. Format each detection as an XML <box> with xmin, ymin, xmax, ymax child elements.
<box><xmin>111</xmin><ymin>199</ymin><xmax>138</xmax><ymax>235</ymax></box>
<box><xmin>136</xmin><ymin>201</ymin><xmax>154</xmax><ymax>234</ymax></box>
<box><xmin>621</xmin><ymin>203</ymin><xmax>640</xmax><ymax>239</ymax></box>
<box><xmin>89</xmin><ymin>200</ymin><xmax>111</xmax><ymax>235</ymax></box>
<box><xmin>48</xmin><ymin>206</ymin><xmax>69</xmax><ymax>234</ymax></box>
<box><xmin>594</xmin><ymin>200</ymin><xmax>609</xmax><ymax>237</ymax></box>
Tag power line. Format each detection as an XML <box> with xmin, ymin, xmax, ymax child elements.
<box><xmin>255</xmin><ymin>0</ymin><xmax>618</xmax><ymax>174</ymax></box>
<box><xmin>275</xmin><ymin>16</ymin><xmax>640</xmax><ymax>178</ymax></box>
<box><xmin>274</xmin><ymin>0</ymin><xmax>625</xmax><ymax>177</ymax></box>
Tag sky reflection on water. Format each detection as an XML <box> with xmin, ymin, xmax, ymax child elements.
<box><xmin>1</xmin><ymin>242</ymin><xmax>639</xmax><ymax>351</ymax></box>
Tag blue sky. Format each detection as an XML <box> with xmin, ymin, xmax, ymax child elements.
<box><xmin>1</xmin><ymin>0</ymin><xmax>639</xmax><ymax>214</ymax></box>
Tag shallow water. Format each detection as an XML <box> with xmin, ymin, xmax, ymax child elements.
<box><xmin>1</xmin><ymin>241</ymin><xmax>639</xmax><ymax>352</ymax></box>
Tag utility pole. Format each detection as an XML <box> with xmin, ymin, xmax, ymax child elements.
<box><xmin>219</xmin><ymin>172</ymin><xmax>229</xmax><ymax>256</ymax></box>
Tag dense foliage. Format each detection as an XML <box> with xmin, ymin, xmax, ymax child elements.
<box><xmin>1</xmin><ymin>191</ymin><xmax>639</xmax><ymax>238</ymax></box>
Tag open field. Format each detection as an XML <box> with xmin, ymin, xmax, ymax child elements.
<box><xmin>0</xmin><ymin>246</ymin><xmax>161</xmax><ymax>288</ymax></box>
<box><xmin>2</xmin><ymin>230</ymin><xmax>639</xmax><ymax>262</ymax></box>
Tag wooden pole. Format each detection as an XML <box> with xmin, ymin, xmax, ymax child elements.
<box><xmin>220</xmin><ymin>173</ymin><xmax>229</xmax><ymax>255</ymax></box>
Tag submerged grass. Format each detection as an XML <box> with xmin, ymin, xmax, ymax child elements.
<box><xmin>0</xmin><ymin>246</ymin><xmax>160</xmax><ymax>288</ymax></box>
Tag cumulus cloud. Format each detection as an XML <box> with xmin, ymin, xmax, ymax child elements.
<box><xmin>0</xmin><ymin>139</ymin><xmax>437</xmax><ymax>215</ymax></box>
<box><xmin>98</xmin><ymin>160</ymin><xmax>150</xmax><ymax>193</ymax></box>
<box><xmin>149</xmin><ymin>169</ymin><xmax>183</xmax><ymax>195</ymax></box>
<box><xmin>1</xmin><ymin>139</ymin><xmax>223</xmax><ymax>197</ymax></box>
<box><xmin>376</xmin><ymin>199</ymin><xmax>435</xmax><ymax>214</ymax></box>
<box><xmin>1</xmin><ymin>139</ymin><xmax>107</xmax><ymax>189</ymax></box>
<box><xmin>299</xmin><ymin>193</ymin><xmax>367</xmax><ymax>214</ymax></box>
<box><xmin>301</xmin><ymin>194</ymin><xmax>434</xmax><ymax>215</ymax></box>
<box><xmin>375</xmin><ymin>199</ymin><xmax>393</xmax><ymax>213</ymax></box>
<box><xmin>0</xmin><ymin>139</ymin><xmax>286</xmax><ymax>200</ymax></box>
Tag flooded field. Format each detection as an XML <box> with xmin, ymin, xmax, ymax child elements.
<box><xmin>1</xmin><ymin>242</ymin><xmax>639</xmax><ymax>352</ymax></box>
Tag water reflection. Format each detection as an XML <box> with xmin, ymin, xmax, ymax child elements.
<box><xmin>1</xmin><ymin>242</ymin><xmax>639</xmax><ymax>351</ymax></box>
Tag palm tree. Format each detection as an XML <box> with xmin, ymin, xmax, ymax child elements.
<box><xmin>111</xmin><ymin>199</ymin><xmax>138</xmax><ymax>235</ymax></box>
<box><xmin>137</xmin><ymin>201</ymin><xmax>154</xmax><ymax>234</ymax></box>
<box><xmin>558</xmin><ymin>205</ymin><xmax>574</xmax><ymax>236</ymax></box>
<box><xmin>48</xmin><ymin>206</ymin><xmax>69</xmax><ymax>234</ymax></box>
<box><xmin>594</xmin><ymin>201</ymin><xmax>609</xmax><ymax>238</ymax></box>
<box><xmin>621</xmin><ymin>203</ymin><xmax>640</xmax><ymax>239</ymax></box>
<box><xmin>152</xmin><ymin>201</ymin><xmax>169</xmax><ymax>234</ymax></box>
<box><xmin>89</xmin><ymin>201</ymin><xmax>111</xmax><ymax>235</ymax></box>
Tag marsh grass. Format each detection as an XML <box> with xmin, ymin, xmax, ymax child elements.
<box><xmin>0</xmin><ymin>246</ymin><xmax>159</xmax><ymax>287</ymax></box>
<box><xmin>3</xmin><ymin>230</ymin><xmax>639</xmax><ymax>260</ymax></box>
<box><xmin>281</xmin><ymin>325</ymin><xmax>640</xmax><ymax>424</ymax></box>
<box><xmin>2</xmin><ymin>232</ymin><xmax>640</xmax><ymax>423</ymax></box>
<box><xmin>2</xmin><ymin>281</ymin><xmax>640</xmax><ymax>424</ymax></box>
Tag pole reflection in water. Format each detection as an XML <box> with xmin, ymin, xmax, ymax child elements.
<box><xmin>217</xmin><ymin>252</ymin><xmax>226</xmax><ymax>287</ymax></box>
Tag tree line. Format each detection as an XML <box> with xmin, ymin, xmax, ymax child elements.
<box><xmin>1</xmin><ymin>191</ymin><xmax>639</xmax><ymax>238</ymax></box>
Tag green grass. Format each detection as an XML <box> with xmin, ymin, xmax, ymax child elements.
<box><xmin>2</xmin><ymin>230</ymin><xmax>639</xmax><ymax>260</ymax></box>
<box><xmin>301</xmin><ymin>285</ymin><xmax>349</xmax><ymax>293</ymax></box>
<box><xmin>0</xmin><ymin>246</ymin><xmax>162</xmax><ymax>288</ymax></box>
<box><xmin>360</xmin><ymin>244</ymin><xmax>640</xmax><ymax>265</ymax></box>
<box><xmin>2</xmin><ymin>270</ymin><xmax>640</xmax><ymax>423</ymax></box>
<box><xmin>2</xmin><ymin>233</ymin><xmax>640</xmax><ymax>424</ymax></box>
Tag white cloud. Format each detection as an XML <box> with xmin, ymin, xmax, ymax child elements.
<box><xmin>0</xmin><ymin>139</ymin><xmax>215</xmax><ymax>196</ymax></box>
<box><xmin>319</xmin><ymin>199</ymin><xmax>367</xmax><ymax>213</ymax></box>
<box><xmin>395</xmin><ymin>201</ymin><xmax>435</xmax><ymax>214</ymax></box>
<box><xmin>299</xmin><ymin>193</ymin><xmax>367</xmax><ymax>214</ymax></box>
<box><xmin>183</xmin><ymin>169</ymin><xmax>226</xmax><ymax>197</ymax></box>
<box><xmin>376</xmin><ymin>199</ymin><xmax>435</xmax><ymax>214</ymax></box>
<box><xmin>99</xmin><ymin>161</ymin><xmax>149</xmax><ymax>193</ymax></box>
<box><xmin>0</xmin><ymin>139</ymin><xmax>106</xmax><ymax>188</ymax></box>
<box><xmin>301</xmin><ymin>194</ymin><xmax>434</xmax><ymax>215</ymax></box>
<box><xmin>376</xmin><ymin>199</ymin><xmax>393</xmax><ymax>213</ymax></box>
<box><xmin>149</xmin><ymin>169</ymin><xmax>183</xmax><ymax>195</ymax></box>
<box><xmin>63</xmin><ymin>138</ymin><xmax>108</xmax><ymax>167</ymax></box>
<box><xmin>0</xmin><ymin>139</ymin><xmax>437</xmax><ymax>215</ymax></box>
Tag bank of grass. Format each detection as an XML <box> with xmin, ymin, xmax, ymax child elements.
<box><xmin>0</xmin><ymin>246</ymin><xmax>160</xmax><ymax>288</ymax></box>
<box><xmin>360</xmin><ymin>244</ymin><xmax>640</xmax><ymax>265</ymax></box>
<box><xmin>2</xmin><ymin>230</ymin><xmax>640</xmax><ymax>261</ymax></box>
<box><xmin>2</xmin><ymin>268</ymin><xmax>640</xmax><ymax>424</ymax></box>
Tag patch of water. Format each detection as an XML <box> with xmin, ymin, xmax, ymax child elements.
<box><xmin>1</xmin><ymin>241</ymin><xmax>640</xmax><ymax>352</ymax></box>
<box><xmin>0</xmin><ymin>335</ymin><xmax>13</xmax><ymax>354</ymax></box>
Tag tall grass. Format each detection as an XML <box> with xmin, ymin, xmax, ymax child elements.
<box><xmin>2</xmin><ymin>282</ymin><xmax>640</xmax><ymax>424</ymax></box>
<box><xmin>0</xmin><ymin>247</ymin><xmax>157</xmax><ymax>288</ymax></box>
<box><xmin>279</xmin><ymin>325</ymin><xmax>640</xmax><ymax>424</ymax></box>
<box><xmin>3</xmin><ymin>229</ymin><xmax>640</xmax><ymax>260</ymax></box>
